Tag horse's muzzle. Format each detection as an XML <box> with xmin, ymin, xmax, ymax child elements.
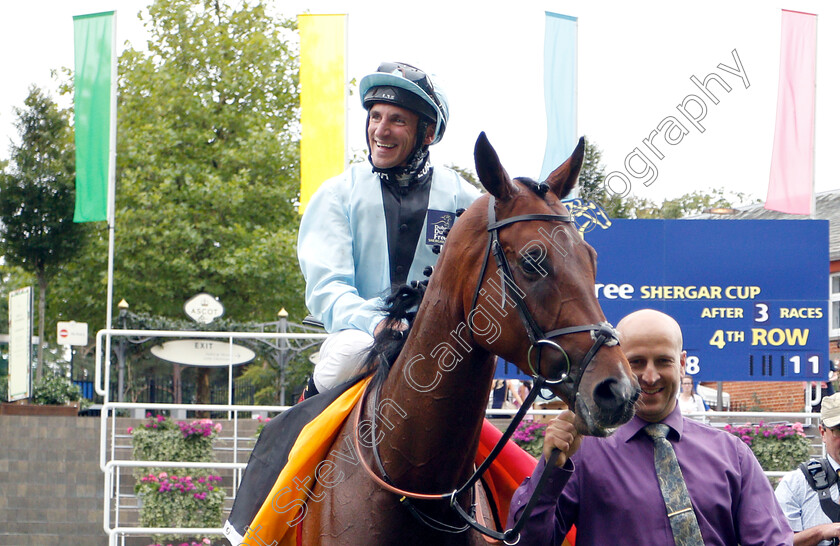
<box><xmin>576</xmin><ymin>375</ymin><xmax>640</xmax><ymax>437</ymax></box>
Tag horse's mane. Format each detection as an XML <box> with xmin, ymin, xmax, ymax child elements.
<box><xmin>362</xmin><ymin>280</ymin><xmax>428</xmax><ymax>389</ymax></box>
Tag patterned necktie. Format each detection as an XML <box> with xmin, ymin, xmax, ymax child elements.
<box><xmin>644</xmin><ymin>423</ymin><xmax>705</xmax><ymax>546</ymax></box>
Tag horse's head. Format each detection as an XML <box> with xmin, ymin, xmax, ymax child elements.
<box><xmin>451</xmin><ymin>132</ymin><xmax>639</xmax><ymax>436</ymax></box>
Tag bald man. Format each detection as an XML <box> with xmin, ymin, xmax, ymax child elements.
<box><xmin>507</xmin><ymin>309</ymin><xmax>792</xmax><ymax>545</ymax></box>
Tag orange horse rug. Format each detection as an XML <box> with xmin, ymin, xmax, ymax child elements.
<box><xmin>223</xmin><ymin>378</ymin><xmax>575</xmax><ymax>545</ymax></box>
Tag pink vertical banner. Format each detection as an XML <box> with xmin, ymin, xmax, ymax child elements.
<box><xmin>765</xmin><ymin>9</ymin><xmax>817</xmax><ymax>215</ymax></box>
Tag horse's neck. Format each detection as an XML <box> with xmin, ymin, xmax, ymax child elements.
<box><xmin>370</xmin><ymin>306</ymin><xmax>496</xmax><ymax>491</ymax></box>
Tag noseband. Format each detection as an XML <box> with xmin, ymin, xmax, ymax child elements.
<box><xmin>469</xmin><ymin>194</ymin><xmax>619</xmax><ymax>411</ymax></box>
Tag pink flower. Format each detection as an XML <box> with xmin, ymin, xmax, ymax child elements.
<box><xmin>127</xmin><ymin>427</ymin><xmax>134</xmax><ymax>434</ymax></box>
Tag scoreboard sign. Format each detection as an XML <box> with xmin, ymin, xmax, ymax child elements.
<box><xmin>585</xmin><ymin>219</ymin><xmax>829</xmax><ymax>382</ymax></box>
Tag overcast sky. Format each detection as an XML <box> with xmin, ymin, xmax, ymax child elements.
<box><xmin>2</xmin><ymin>0</ymin><xmax>838</xmax><ymax>205</ymax></box>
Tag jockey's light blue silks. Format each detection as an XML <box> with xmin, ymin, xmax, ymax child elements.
<box><xmin>298</xmin><ymin>162</ymin><xmax>480</xmax><ymax>336</ymax></box>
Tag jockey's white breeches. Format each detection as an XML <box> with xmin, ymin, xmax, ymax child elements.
<box><xmin>312</xmin><ymin>329</ymin><xmax>374</xmax><ymax>392</ymax></box>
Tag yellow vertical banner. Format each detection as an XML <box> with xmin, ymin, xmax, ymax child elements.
<box><xmin>298</xmin><ymin>14</ymin><xmax>347</xmax><ymax>214</ymax></box>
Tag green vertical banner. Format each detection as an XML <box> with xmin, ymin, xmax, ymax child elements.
<box><xmin>73</xmin><ymin>11</ymin><xmax>115</xmax><ymax>223</ymax></box>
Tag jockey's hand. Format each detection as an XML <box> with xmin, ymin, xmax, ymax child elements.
<box><xmin>543</xmin><ymin>410</ymin><xmax>581</xmax><ymax>467</ymax></box>
<box><xmin>374</xmin><ymin>318</ymin><xmax>408</xmax><ymax>337</ymax></box>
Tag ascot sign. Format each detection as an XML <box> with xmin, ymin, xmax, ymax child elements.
<box><xmin>184</xmin><ymin>293</ymin><xmax>224</xmax><ymax>324</ymax></box>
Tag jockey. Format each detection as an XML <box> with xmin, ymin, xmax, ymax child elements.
<box><xmin>298</xmin><ymin>61</ymin><xmax>480</xmax><ymax>397</ymax></box>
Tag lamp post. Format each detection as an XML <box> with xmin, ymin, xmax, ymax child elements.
<box><xmin>116</xmin><ymin>299</ymin><xmax>129</xmax><ymax>403</ymax></box>
<box><xmin>278</xmin><ymin>308</ymin><xmax>289</xmax><ymax>405</ymax></box>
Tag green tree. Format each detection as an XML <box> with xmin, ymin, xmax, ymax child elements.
<box><xmin>576</xmin><ymin>138</ymin><xmax>755</xmax><ymax>219</ymax></box>
<box><xmin>0</xmin><ymin>87</ymin><xmax>88</xmax><ymax>380</ymax></box>
<box><xmin>577</xmin><ymin>139</ymin><xmax>631</xmax><ymax>219</ymax></box>
<box><xmin>633</xmin><ymin>188</ymin><xmax>754</xmax><ymax>219</ymax></box>
<box><xmin>445</xmin><ymin>163</ymin><xmax>481</xmax><ymax>192</ymax></box>
<box><xmin>50</xmin><ymin>0</ymin><xmax>304</xmax><ymax>332</ymax></box>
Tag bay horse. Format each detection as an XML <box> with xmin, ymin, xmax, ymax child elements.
<box><xmin>301</xmin><ymin>133</ymin><xmax>639</xmax><ymax>544</ymax></box>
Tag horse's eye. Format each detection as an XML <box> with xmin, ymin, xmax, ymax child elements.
<box><xmin>520</xmin><ymin>252</ymin><xmax>545</xmax><ymax>276</ymax></box>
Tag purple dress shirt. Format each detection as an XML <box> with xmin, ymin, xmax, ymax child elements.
<box><xmin>506</xmin><ymin>406</ymin><xmax>793</xmax><ymax>545</ymax></box>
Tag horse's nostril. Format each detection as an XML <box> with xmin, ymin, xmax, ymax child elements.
<box><xmin>593</xmin><ymin>377</ymin><xmax>633</xmax><ymax>411</ymax></box>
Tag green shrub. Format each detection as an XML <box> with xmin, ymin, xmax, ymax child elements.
<box><xmin>129</xmin><ymin>414</ymin><xmax>225</xmax><ymax>545</ymax></box>
<box><xmin>512</xmin><ymin>420</ymin><xmax>547</xmax><ymax>459</ymax></box>
<box><xmin>136</xmin><ymin>472</ymin><xmax>225</xmax><ymax>533</ymax></box>
<box><xmin>31</xmin><ymin>373</ymin><xmax>90</xmax><ymax>409</ymax></box>
<box><xmin>130</xmin><ymin>414</ymin><xmax>217</xmax><ymax>464</ymax></box>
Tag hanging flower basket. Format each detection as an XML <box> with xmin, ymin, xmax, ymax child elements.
<box><xmin>129</xmin><ymin>413</ymin><xmax>225</xmax><ymax>545</ymax></box>
<box><xmin>724</xmin><ymin>421</ymin><xmax>811</xmax><ymax>472</ymax></box>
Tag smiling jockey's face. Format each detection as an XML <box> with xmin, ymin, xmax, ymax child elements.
<box><xmin>367</xmin><ymin>103</ymin><xmax>434</xmax><ymax>169</ymax></box>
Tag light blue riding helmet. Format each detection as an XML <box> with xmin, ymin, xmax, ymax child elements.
<box><xmin>360</xmin><ymin>62</ymin><xmax>449</xmax><ymax>145</ymax></box>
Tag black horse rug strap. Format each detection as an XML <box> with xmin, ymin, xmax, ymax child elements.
<box><xmin>799</xmin><ymin>458</ymin><xmax>840</xmax><ymax>522</ymax></box>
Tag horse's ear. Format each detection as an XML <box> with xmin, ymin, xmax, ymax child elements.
<box><xmin>545</xmin><ymin>136</ymin><xmax>586</xmax><ymax>199</ymax></box>
<box><xmin>474</xmin><ymin>132</ymin><xmax>515</xmax><ymax>201</ymax></box>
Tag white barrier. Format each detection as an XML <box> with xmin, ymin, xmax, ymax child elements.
<box><xmin>97</xmin><ymin>328</ymin><xmax>325</xmax><ymax>546</ymax></box>
<box><xmin>96</xmin><ymin>329</ymin><xmax>824</xmax><ymax>544</ymax></box>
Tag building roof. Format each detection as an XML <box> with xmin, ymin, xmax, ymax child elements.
<box><xmin>694</xmin><ymin>190</ymin><xmax>840</xmax><ymax>262</ymax></box>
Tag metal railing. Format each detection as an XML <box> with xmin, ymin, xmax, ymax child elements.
<box><xmin>97</xmin><ymin>328</ymin><xmax>327</xmax><ymax>546</ymax></box>
<box><xmin>97</xmin><ymin>328</ymin><xmax>826</xmax><ymax>544</ymax></box>
<box><xmin>101</xmin><ymin>401</ymin><xmax>287</xmax><ymax>544</ymax></box>
<box><xmin>678</xmin><ymin>409</ymin><xmax>826</xmax><ymax>478</ymax></box>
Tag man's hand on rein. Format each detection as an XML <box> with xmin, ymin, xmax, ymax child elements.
<box><xmin>543</xmin><ymin>410</ymin><xmax>582</xmax><ymax>467</ymax></box>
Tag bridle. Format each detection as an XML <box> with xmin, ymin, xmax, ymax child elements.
<box><xmin>469</xmin><ymin>193</ymin><xmax>620</xmax><ymax>412</ymax></box>
<box><xmin>353</xmin><ymin>189</ymin><xmax>622</xmax><ymax>544</ymax></box>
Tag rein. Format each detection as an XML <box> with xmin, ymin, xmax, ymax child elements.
<box><xmin>353</xmin><ymin>369</ymin><xmax>555</xmax><ymax>544</ymax></box>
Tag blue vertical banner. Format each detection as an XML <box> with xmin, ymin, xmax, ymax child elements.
<box><xmin>539</xmin><ymin>12</ymin><xmax>578</xmax><ymax>183</ymax></box>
